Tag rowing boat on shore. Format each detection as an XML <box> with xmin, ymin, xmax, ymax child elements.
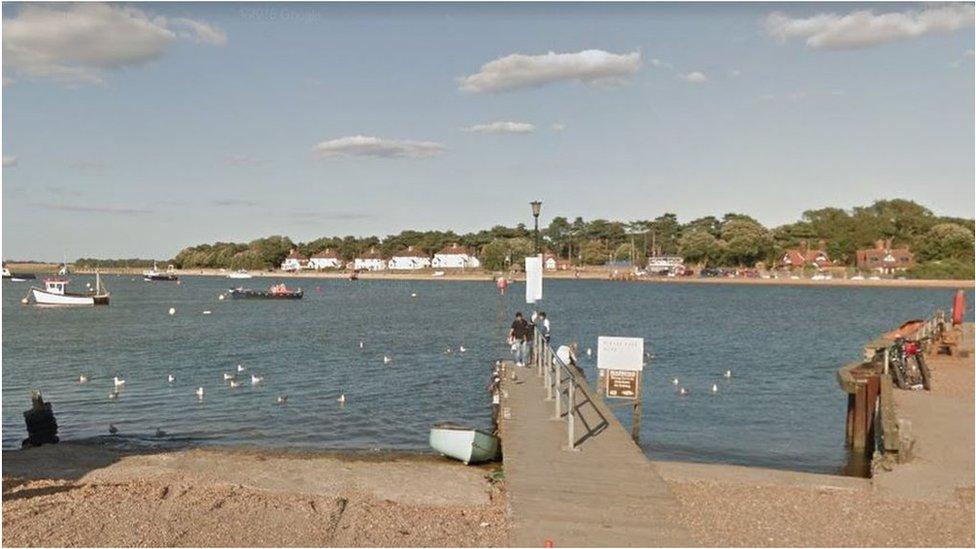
<box><xmin>429</xmin><ymin>423</ymin><xmax>500</xmax><ymax>464</ymax></box>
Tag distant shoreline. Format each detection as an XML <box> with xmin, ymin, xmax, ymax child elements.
<box><xmin>22</xmin><ymin>264</ymin><xmax>970</xmax><ymax>290</ymax></box>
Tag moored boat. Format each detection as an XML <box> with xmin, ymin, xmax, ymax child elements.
<box><xmin>429</xmin><ymin>422</ymin><xmax>501</xmax><ymax>464</ymax></box>
<box><xmin>229</xmin><ymin>283</ymin><xmax>303</xmax><ymax>299</ymax></box>
<box><xmin>26</xmin><ymin>273</ymin><xmax>110</xmax><ymax>306</ymax></box>
<box><xmin>3</xmin><ymin>266</ymin><xmax>36</xmax><ymax>281</ymax></box>
<box><xmin>143</xmin><ymin>262</ymin><xmax>178</xmax><ymax>281</ymax></box>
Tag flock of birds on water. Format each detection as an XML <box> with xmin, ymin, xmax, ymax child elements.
<box><xmin>582</xmin><ymin>346</ymin><xmax>733</xmax><ymax>396</ymax></box>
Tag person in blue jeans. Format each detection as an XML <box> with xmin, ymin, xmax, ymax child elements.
<box><xmin>509</xmin><ymin>312</ymin><xmax>530</xmax><ymax>366</ymax></box>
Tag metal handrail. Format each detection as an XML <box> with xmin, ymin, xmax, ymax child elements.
<box><xmin>532</xmin><ymin>329</ymin><xmax>588</xmax><ymax>451</ymax></box>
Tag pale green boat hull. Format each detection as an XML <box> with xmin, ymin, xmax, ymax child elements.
<box><xmin>429</xmin><ymin>423</ymin><xmax>500</xmax><ymax>464</ymax></box>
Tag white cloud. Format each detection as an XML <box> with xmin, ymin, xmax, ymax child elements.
<box><xmin>461</xmin><ymin>121</ymin><xmax>535</xmax><ymax>134</ymax></box>
<box><xmin>3</xmin><ymin>155</ymin><xmax>18</xmax><ymax>167</ymax></box>
<box><xmin>551</xmin><ymin>122</ymin><xmax>567</xmax><ymax>132</ymax></box>
<box><xmin>650</xmin><ymin>58</ymin><xmax>672</xmax><ymax>69</ymax></box>
<box><xmin>763</xmin><ymin>4</ymin><xmax>975</xmax><ymax>50</ymax></box>
<box><xmin>678</xmin><ymin>71</ymin><xmax>708</xmax><ymax>84</ymax></box>
<box><xmin>458</xmin><ymin>49</ymin><xmax>642</xmax><ymax>93</ymax></box>
<box><xmin>2</xmin><ymin>3</ymin><xmax>226</xmax><ymax>85</ymax></box>
<box><xmin>314</xmin><ymin>136</ymin><xmax>445</xmax><ymax>159</ymax></box>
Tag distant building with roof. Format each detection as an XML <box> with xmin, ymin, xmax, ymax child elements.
<box><xmin>354</xmin><ymin>247</ymin><xmax>387</xmax><ymax>271</ymax></box>
<box><xmin>388</xmin><ymin>246</ymin><xmax>431</xmax><ymax>270</ymax></box>
<box><xmin>432</xmin><ymin>243</ymin><xmax>480</xmax><ymax>269</ymax></box>
<box><xmin>308</xmin><ymin>248</ymin><xmax>343</xmax><ymax>270</ymax></box>
<box><xmin>281</xmin><ymin>250</ymin><xmax>309</xmax><ymax>271</ymax></box>
<box><xmin>778</xmin><ymin>240</ymin><xmax>830</xmax><ymax>270</ymax></box>
<box><xmin>856</xmin><ymin>239</ymin><xmax>915</xmax><ymax>274</ymax></box>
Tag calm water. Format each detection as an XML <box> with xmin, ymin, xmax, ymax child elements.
<box><xmin>2</xmin><ymin>276</ymin><xmax>971</xmax><ymax>474</ymax></box>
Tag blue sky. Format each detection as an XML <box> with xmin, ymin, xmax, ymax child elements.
<box><xmin>3</xmin><ymin>2</ymin><xmax>974</xmax><ymax>260</ymax></box>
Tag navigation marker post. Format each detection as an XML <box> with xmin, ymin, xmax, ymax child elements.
<box><xmin>596</xmin><ymin>336</ymin><xmax>645</xmax><ymax>443</ymax></box>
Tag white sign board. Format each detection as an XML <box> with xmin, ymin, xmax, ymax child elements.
<box><xmin>597</xmin><ymin>336</ymin><xmax>644</xmax><ymax>372</ymax></box>
<box><xmin>525</xmin><ymin>255</ymin><xmax>543</xmax><ymax>303</ymax></box>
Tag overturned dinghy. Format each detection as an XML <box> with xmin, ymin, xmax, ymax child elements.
<box><xmin>429</xmin><ymin>422</ymin><xmax>500</xmax><ymax>465</ymax></box>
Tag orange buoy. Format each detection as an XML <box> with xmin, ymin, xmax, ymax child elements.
<box><xmin>952</xmin><ymin>289</ymin><xmax>966</xmax><ymax>326</ymax></box>
<box><xmin>496</xmin><ymin>277</ymin><xmax>509</xmax><ymax>295</ymax></box>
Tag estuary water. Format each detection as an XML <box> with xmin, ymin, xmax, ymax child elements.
<box><xmin>2</xmin><ymin>275</ymin><xmax>971</xmax><ymax>474</ymax></box>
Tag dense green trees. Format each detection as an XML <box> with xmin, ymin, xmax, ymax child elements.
<box><xmin>160</xmin><ymin>199</ymin><xmax>972</xmax><ymax>277</ymax></box>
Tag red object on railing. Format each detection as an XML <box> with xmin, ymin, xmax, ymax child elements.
<box><xmin>952</xmin><ymin>290</ymin><xmax>966</xmax><ymax>326</ymax></box>
<box><xmin>496</xmin><ymin>277</ymin><xmax>509</xmax><ymax>295</ymax></box>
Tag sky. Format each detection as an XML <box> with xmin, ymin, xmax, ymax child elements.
<box><xmin>2</xmin><ymin>2</ymin><xmax>974</xmax><ymax>261</ymax></box>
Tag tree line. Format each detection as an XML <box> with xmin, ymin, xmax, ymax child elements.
<box><xmin>76</xmin><ymin>199</ymin><xmax>974</xmax><ymax>279</ymax></box>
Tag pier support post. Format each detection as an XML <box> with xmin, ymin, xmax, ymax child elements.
<box><xmin>565</xmin><ymin>381</ymin><xmax>577</xmax><ymax>451</ymax></box>
<box><xmin>544</xmin><ymin>349</ymin><xmax>553</xmax><ymax>400</ymax></box>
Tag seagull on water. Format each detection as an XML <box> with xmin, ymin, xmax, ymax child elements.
<box><xmin>229</xmin><ymin>379</ymin><xmax>242</xmax><ymax>388</ymax></box>
<box><xmin>108</xmin><ymin>424</ymin><xmax>118</xmax><ymax>434</ymax></box>
<box><xmin>237</xmin><ymin>364</ymin><xmax>246</xmax><ymax>372</ymax></box>
<box><xmin>113</xmin><ymin>376</ymin><xmax>125</xmax><ymax>387</ymax></box>
<box><xmin>359</xmin><ymin>341</ymin><xmax>364</xmax><ymax>349</ymax></box>
<box><xmin>276</xmin><ymin>395</ymin><xmax>288</xmax><ymax>404</ymax></box>
<box><xmin>78</xmin><ymin>375</ymin><xmax>89</xmax><ymax>384</ymax></box>
<box><xmin>711</xmin><ymin>384</ymin><xmax>719</xmax><ymax>393</ymax></box>
<box><xmin>672</xmin><ymin>378</ymin><xmax>679</xmax><ymax>386</ymax></box>
<box><xmin>443</xmin><ymin>348</ymin><xmax>454</xmax><ymax>355</ymax></box>
<box><xmin>459</xmin><ymin>346</ymin><xmax>467</xmax><ymax>353</ymax></box>
<box><xmin>724</xmin><ymin>369</ymin><xmax>732</xmax><ymax>379</ymax></box>
<box><xmin>223</xmin><ymin>373</ymin><xmax>234</xmax><ymax>380</ymax></box>
<box><xmin>251</xmin><ymin>374</ymin><xmax>263</xmax><ymax>385</ymax></box>
<box><xmin>383</xmin><ymin>355</ymin><xmax>392</xmax><ymax>364</ymax></box>
<box><xmin>679</xmin><ymin>387</ymin><xmax>689</xmax><ymax>396</ymax></box>
<box><xmin>195</xmin><ymin>387</ymin><xmax>205</xmax><ymax>399</ymax></box>
<box><xmin>337</xmin><ymin>393</ymin><xmax>346</xmax><ymax>404</ymax></box>
<box><xmin>411</xmin><ymin>292</ymin><xmax>418</xmax><ymax>298</ymax></box>
<box><xmin>108</xmin><ymin>391</ymin><xmax>119</xmax><ymax>400</ymax></box>
<box><xmin>586</xmin><ymin>348</ymin><xmax>593</xmax><ymax>357</ymax></box>
<box><xmin>168</xmin><ymin>374</ymin><xmax>176</xmax><ymax>383</ymax></box>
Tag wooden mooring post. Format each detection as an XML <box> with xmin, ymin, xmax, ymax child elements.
<box><xmin>847</xmin><ymin>375</ymin><xmax>880</xmax><ymax>451</ymax></box>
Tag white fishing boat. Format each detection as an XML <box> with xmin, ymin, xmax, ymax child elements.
<box><xmin>429</xmin><ymin>423</ymin><xmax>500</xmax><ymax>465</ymax></box>
<box><xmin>26</xmin><ymin>272</ymin><xmax>110</xmax><ymax>306</ymax></box>
<box><xmin>143</xmin><ymin>261</ymin><xmax>178</xmax><ymax>281</ymax></box>
<box><xmin>227</xmin><ymin>269</ymin><xmax>253</xmax><ymax>279</ymax></box>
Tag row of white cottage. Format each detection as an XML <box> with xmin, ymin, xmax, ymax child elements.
<box><xmin>281</xmin><ymin>244</ymin><xmax>481</xmax><ymax>272</ymax></box>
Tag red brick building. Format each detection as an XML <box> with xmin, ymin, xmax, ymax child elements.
<box><xmin>856</xmin><ymin>239</ymin><xmax>915</xmax><ymax>273</ymax></box>
<box><xmin>778</xmin><ymin>240</ymin><xmax>831</xmax><ymax>270</ymax></box>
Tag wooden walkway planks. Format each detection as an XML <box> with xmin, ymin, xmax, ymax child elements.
<box><xmin>498</xmin><ymin>361</ymin><xmax>691</xmax><ymax>547</ymax></box>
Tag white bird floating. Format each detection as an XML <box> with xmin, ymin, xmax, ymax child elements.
<box><xmin>337</xmin><ymin>394</ymin><xmax>346</xmax><ymax>404</ymax></box>
<box><xmin>195</xmin><ymin>387</ymin><xmax>205</xmax><ymax>399</ymax></box>
<box><xmin>711</xmin><ymin>384</ymin><xmax>719</xmax><ymax>393</ymax></box>
<box><xmin>109</xmin><ymin>424</ymin><xmax>118</xmax><ymax>434</ymax></box>
<box><xmin>383</xmin><ymin>356</ymin><xmax>392</xmax><ymax>364</ymax></box>
<box><xmin>679</xmin><ymin>387</ymin><xmax>689</xmax><ymax>396</ymax></box>
<box><xmin>724</xmin><ymin>369</ymin><xmax>732</xmax><ymax>379</ymax></box>
<box><xmin>113</xmin><ymin>376</ymin><xmax>126</xmax><ymax>387</ymax></box>
<box><xmin>168</xmin><ymin>374</ymin><xmax>176</xmax><ymax>383</ymax></box>
<box><xmin>276</xmin><ymin>395</ymin><xmax>288</xmax><ymax>404</ymax></box>
<box><xmin>78</xmin><ymin>375</ymin><xmax>88</xmax><ymax>384</ymax></box>
<box><xmin>223</xmin><ymin>373</ymin><xmax>234</xmax><ymax>380</ymax></box>
<box><xmin>203</xmin><ymin>310</ymin><xmax>212</xmax><ymax>315</ymax></box>
<box><xmin>229</xmin><ymin>379</ymin><xmax>241</xmax><ymax>388</ymax></box>
<box><xmin>672</xmin><ymin>378</ymin><xmax>679</xmax><ymax>386</ymax></box>
<box><xmin>237</xmin><ymin>364</ymin><xmax>246</xmax><ymax>372</ymax></box>
<box><xmin>251</xmin><ymin>374</ymin><xmax>263</xmax><ymax>385</ymax></box>
<box><xmin>359</xmin><ymin>341</ymin><xmax>364</xmax><ymax>349</ymax></box>
<box><xmin>218</xmin><ymin>294</ymin><xmax>226</xmax><ymax>301</ymax></box>
<box><xmin>108</xmin><ymin>391</ymin><xmax>119</xmax><ymax>400</ymax></box>
<box><xmin>168</xmin><ymin>307</ymin><xmax>176</xmax><ymax>315</ymax></box>
<box><xmin>459</xmin><ymin>346</ymin><xmax>467</xmax><ymax>353</ymax></box>
<box><xmin>586</xmin><ymin>348</ymin><xmax>593</xmax><ymax>357</ymax></box>
<box><xmin>411</xmin><ymin>292</ymin><xmax>418</xmax><ymax>298</ymax></box>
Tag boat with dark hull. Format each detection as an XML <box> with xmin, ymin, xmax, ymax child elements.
<box><xmin>229</xmin><ymin>283</ymin><xmax>303</xmax><ymax>300</ymax></box>
<box><xmin>2</xmin><ymin>266</ymin><xmax>36</xmax><ymax>281</ymax></box>
<box><xmin>143</xmin><ymin>262</ymin><xmax>178</xmax><ymax>281</ymax></box>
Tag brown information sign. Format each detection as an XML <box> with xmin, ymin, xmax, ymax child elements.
<box><xmin>606</xmin><ymin>370</ymin><xmax>639</xmax><ymax>399</ymax></box>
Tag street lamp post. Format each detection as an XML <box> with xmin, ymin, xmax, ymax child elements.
<box><xmin>530</xmin><ymin>201</ymin><xmax>542</xmax><ymax>254</ymax></box>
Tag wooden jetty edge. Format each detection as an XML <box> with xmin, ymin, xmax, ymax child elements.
<box><xmin>497</xmin><ymin>334</ymin><xmax>690</xmax><ymax>547</ymax></box>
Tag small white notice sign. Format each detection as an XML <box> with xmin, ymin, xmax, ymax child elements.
<box><xmin>597</xmin><ymin>336</ymin><xmax>644</xmax><ymax>372</ymax></box>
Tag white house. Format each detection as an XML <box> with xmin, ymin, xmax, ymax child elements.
<box><xmin>354</xmin><ymin>247</ymin><xmax>387</xmax><ymax>271</ymax></box>
<box><xmin>281</xmin><ymin>250</ymin><xmax>309</xmax><ymax>271</ymax></box>
<box><xmin>388</xmin><ymin>246</ymin><xmax>431</xmax><ymax>270</ymax></box>
<box><xmin>432</xmin><ymin>243</ymin><xmax>480</xmax><ymax>269</ymax></box>
<box><xmin>308</xmin><ymin>248</ymin><xmax>343</xmax><ymax>270</ymax></box>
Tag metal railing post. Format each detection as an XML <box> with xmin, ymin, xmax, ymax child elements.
<box><xmin>566</xmin><ymin>380</ymin><xmax>576</xmax><ymax>450</ymax></box>
<box><xmin>552</xmin><ymin>360</ymin><xmax>562</xmax><ymax>420</ymax></box>
<box><xmin>535</xmin><ymin>330</ymin><xmax>543</xmax><ymax>377</ymax></box>
<box><xmin>544</xmin><ymin>344</ymin><xmax>553</xmax><ymax>400</ymax></box>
